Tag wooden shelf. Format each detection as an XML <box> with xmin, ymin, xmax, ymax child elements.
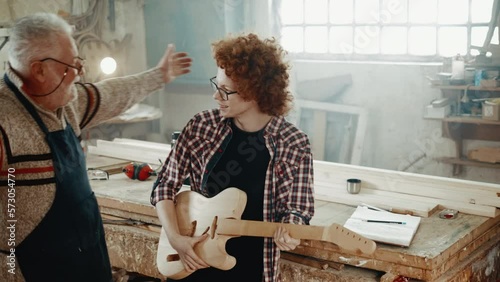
<box><xmin>433</xmin><ymin>85</ymin><xmax>500</xmax><ymax>91</ymax></box>
<box><xmin>436</xmin><ymin>157</ymin><xmax>500</xmax><ymax>169</ymax></box>
<box><xmin>433</xmin><ymin>82</ymin><xmax>500</xmax><ymax>175</ymax></box>
<box><xmin>443</xmin><ymin>117</ymin><xmax>500</xmax><ymax>125</ymax></box>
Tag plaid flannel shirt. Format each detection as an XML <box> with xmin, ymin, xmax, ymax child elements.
<box><xmin>151</xmin><ymin>109</ymin><xmax>314</xmax><ymax>282</ymax></box>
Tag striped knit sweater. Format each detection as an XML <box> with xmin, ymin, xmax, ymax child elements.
<box><xmin>0</xmin><ymin>66</ymin><xmax>165</xmax><ymax>280</ymax></box>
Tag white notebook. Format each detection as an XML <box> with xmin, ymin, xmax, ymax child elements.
<box><xmin>343</xmin><ymin>206</ymin><xmax>421</xmax><ymax>247</ymax></box>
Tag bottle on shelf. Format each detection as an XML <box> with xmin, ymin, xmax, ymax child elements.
<box><xmin>451</xmin><ymin>54</ymin><xmax>465</xmax><ymax>81</ymax></box>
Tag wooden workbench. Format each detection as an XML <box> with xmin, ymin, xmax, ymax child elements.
<box><xmin>87</xmin><ymin>155</ymin><xmax>500</xmax><ymax>282</ymax></box>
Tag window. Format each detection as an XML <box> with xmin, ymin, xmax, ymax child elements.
<box><xmin>279</xmin><ymin>0</ymin><xmax>497</xmax><ymax>61</ymax></box>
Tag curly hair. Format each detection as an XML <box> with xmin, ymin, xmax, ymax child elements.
<box><xmin>212</xmin><ymin>33</ymin><xmax>293</xmax><ymax>116</ymax></box>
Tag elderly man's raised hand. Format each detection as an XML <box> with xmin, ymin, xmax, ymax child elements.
<box><xmin>157</xmin><ymin>44</ymin><xmax>192</xmax><ymax>84</ymax></box>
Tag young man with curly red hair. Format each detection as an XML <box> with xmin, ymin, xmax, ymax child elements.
<box><xmin>151</xmin><ymin>33</ymin><xmax>314</xmax><ymax>282</ymax></box>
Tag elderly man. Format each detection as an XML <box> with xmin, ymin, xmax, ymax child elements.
<box><xmin>0</xmin><ymin>13</ymin><xmax>191</xmax><ymax>281</ymax></box>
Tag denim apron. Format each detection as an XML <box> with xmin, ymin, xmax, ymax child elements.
<box><xmin>4</xmin><ymin>75</ymin><xmax>112</xmax><ymax>282</ymax></box>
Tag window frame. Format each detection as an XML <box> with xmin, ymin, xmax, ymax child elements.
<box><xmin>278</xmin><ymin>0</ymin><xmax>493</xmax><ymax>62</ymax></box>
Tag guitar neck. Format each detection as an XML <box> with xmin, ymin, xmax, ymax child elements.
<box><xmin>217</xmin><ymin>218</ymin><xmax>327</xmax><ymax>241</ymax></box>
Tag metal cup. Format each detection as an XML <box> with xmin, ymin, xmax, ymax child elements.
<box><xmin>347</xmin><ymin>178</ymin><xmax>361</xmax><ymax>194</ymax></box>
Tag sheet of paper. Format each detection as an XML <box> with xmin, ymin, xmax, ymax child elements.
<box><xmin>343</xmin><ymin>206</ymin><xmax>421</xmax><ymax>247</ymax></box>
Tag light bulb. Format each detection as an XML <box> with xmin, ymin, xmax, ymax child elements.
<box><xmin>100</xmin><ymin>57</ymin><xmax>117</xmax><ymax>75</ymax></box>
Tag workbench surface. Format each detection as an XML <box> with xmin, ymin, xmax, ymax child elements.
<box><xmin>87</xmin><ymin>155</ymin><xmax>500</xmax><ymax>281</ymax></box>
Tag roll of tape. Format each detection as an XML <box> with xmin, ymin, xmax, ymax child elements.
<box><xmin>439</xmin><ymin>209</ymin><xmax>458</xmax><ymax>219</ymax></box>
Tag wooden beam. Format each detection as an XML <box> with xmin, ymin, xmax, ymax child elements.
<box><xmin>313</xmin><ymin>160</ymin><xmax>500</xmax><ymax>216</ymax></box>
<box><xmin>315</xmin><ymin>185</ymin><xmax>437</xmax><ymax>218</ymax></box>
<box><xmin>88</xmin><ymin>139</ymin><xmax>170</xmax><ymax>164</ymax></box>
<box><xmin>312</xmin><ymin>110</ymin><xmax>327</xmax><ymax>160</ymax></box>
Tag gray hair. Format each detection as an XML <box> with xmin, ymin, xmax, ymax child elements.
<box><xmin>8</xmin><ymin>13</ymin><xmax>73</xmax><ymax>75</ymax></box>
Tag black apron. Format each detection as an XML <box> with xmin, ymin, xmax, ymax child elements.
<box><xmin>4</xmin><ymin>75</ymin><xmax>112</xmax><ymax>282</ymax></box>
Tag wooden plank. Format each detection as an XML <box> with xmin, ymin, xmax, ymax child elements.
<box><xmin>281</xmin><ymin>252</ymin><xmax>329</xmax><ymax>270</ymax></box>
<box><xmin>315</xmin><ymin>185</ymin><xmax>437</xmax><ymax>217</ymax></box>
<box><xmin>112</xmin><ymin>138</ymin><xmax>171</xmax><ymax>150</ymax></box>
<box><xmin>97</xmin><ymin>196</ymin><xmax>156</xmax><ymax>217</ymax></box>
<box><xmin>380</xmin><ymin>273</ymin><xmax>401</xmax><ymax>282</ymax></box>
<box><xmin>426</xmin><ymin>223</ymin><xmax>500</xmax><ymax>280</ymax></box>
<box><xmin>85</xmin><ymin>154</ymin><xmax>130</xmax><ymax>168</ymax></box>
<box><xmin>281</xmin><ymin>252</ymin><xmax>344</xmax><ymax>270</ymax></box>
<box><xmin>317</xmin><ymin>185</ymin><xmax>499</xmax><ymax>218</ymax></box>
<box><xmin>313</xmin><ymin>160</ymin><xmax>500</xmax><ymax>195</ymax></box>
<box><xmin>312</xmin><ymin>110</ymin><xmax>327</xmax><ymax>160</ymax></box>
<box><xmin>300</xmin><ymin>214</ymin><xmax>500</xmax><ymax>280</ymax></box>
<box><xmin>314</xmin><ymin>171</ymin><xmax>500</xmax><ymax>203</ymax></box>
<box><xmin>280</xmin><ymin>260</ymin><xmax>381</xmax><ymax>282</ymax></box>
<box><xmin>434</xmin><ymin>85</ymin><xmax>500</xmax><ymax>91</ymax></box>
<box><xmin>315</xmin><ymin>176</ymin><xmax>500</xmax><ymax>214</ymax></box>
<box><xmin>292</xmin><ymin>246</ymin><xmax>428</xmax><ymax>280</ymax></box>
<box><xmin>366</xmin><ymin>189</ymin><xmax>498</xmax><ymax>217</ymax></box>
<box><xmin>91</xmin><ymin>175</ymin><xmax>158</xmax><ymax>217</ymax></box>
<box><xmin>313</xmin><ymin>161</ymin><xmax>500</xmax><ymax>213</ymax></box>
<box><xmin>432</xmin><ymin>237</ymin><xmax>500</xmax><ymax>282</ymax></box>
<box><xmin>294</xmin><ymin>224</ymin><xmax>500</xmax><ymax>281</ymax></box>
<box><xmin>88</xmin><ymin>139</ymin><xmax>170</xmax><ymax>164</ymax></box>
<box><xmin>100</xmin><ymin>206</ymin><xmax>161</xmax><ymax>226</ymax></box>
<box><xmin>352</xmin><ymin>108</ymin><xmax>368</xmax><ymax>166</ymax></box>
<box><xmin>338</xmin><ymin>116</ymin><xmax>353</xmax><ymax>163</ymax></box>
<box><xmin>443</xmin><ymin>116</ymin><xmax>500</xmax><ymax>125</ymax></box>
<box><xmin>88</xmin><ymin>161</ymin><xmax>130</xmax><ymax>175</ymax></box>
<box><xmin>308</xmin><ymin>205</ymin><xmax>498</xmax><ymax>266</ymax></box>
<box><xmin>443</xmin><ymin>120</ymin><xmax>500</xmax><ymax>142</ymax></box>
<box><xmin>102</xmin><ymin>214</ymin><xmax>161</xmax><ymax>233</ymax></box>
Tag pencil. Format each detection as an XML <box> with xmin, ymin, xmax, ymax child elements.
<box><xmin>364</xmin><ymin>220</ymin><xmax>406</xmax><ymax>225</ymax></box>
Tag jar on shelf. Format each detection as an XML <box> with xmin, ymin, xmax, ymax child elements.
<box><xmin>451</xmin><ymin>54</ymin><xmax>465</xmax><ymax>81</ymax></box>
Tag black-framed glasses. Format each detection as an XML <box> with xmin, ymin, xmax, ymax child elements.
<box><xmin>40</xmin><ymin>56</ymin><xmax>85</xmax><ymax>75</ymax></box>
<box><xmin>31</xmin><ymin>56</ymin><xmax>85</xmax><ymax>97</ymax></box>
<box><xmin>210</xmin><ymin>76</ymin><xmax>237</xmax><ymax>101</ymax></box>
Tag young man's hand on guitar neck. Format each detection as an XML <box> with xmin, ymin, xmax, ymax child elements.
<box><xmin>274</xmin><ymin>226</ymin><xmax>300</xmax><ymax>251</ymax></box>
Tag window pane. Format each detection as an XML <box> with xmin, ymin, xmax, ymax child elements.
<box><xmin>438</xmin><ymin>0</ymin><xmax>468</xmax><ymax>24</ymax></box>
<box><xmin>305</xmin><ymin>0</ymin><xmax>328</xmax><ymax>24</ymax></box>
<box><xmin>355</xmin><ymin>0</ymin><xmax>380</xmax><ymax>23</ymax></box>
<box><xmin>330</xmin><ymin>26</ymin><xmax>354</xmax><ymax>54</ymax></box>
<box><xmin>471</xmin><ymin>0</ymin><xmax>493</xmax><ymax>23</ymax></box>
<box><xmin>471</xmin><ymin>27</ymin><xmax>485</xmax><ymax>55</ymax></box>
<box><xmin>438</xmin><ymin>27</ymin><xmax>467</xmax><ymax>57</ymax></box>
<box><xmin>305</xmin><ymin>26</ymin><xmax>328</xmax><ymax>53</ymax></box>
<box><xmin>354</xmin><ymin>26</ymin><xmax>380</xmax><ymax>54</ymax></box>
<box><xmin>281</xmin><ymin>0</ymin><xmax>304</xmax><ymax>24</ymax></box>
<box><xmin>381</xmin><ymin>27</ymin><xmax>407</xmax><ymax>54</ymax></box>
<box><xmin>409</xmin><ymin>27</ymin><xmax>436</xmax><ymax>55</ymax></box>
<box><xmin>470</xmin><ymin>28</ymin><xmax>499</xmax><ymax>55</ymax></box>
<box><xmin>471</xmin><ymin>26</ymin><xmax>499</xmax><ymax>45</ymax></box>
<box><xmin>382</xmin><ymin>0</ymin><xmax>408</xmax><ymax>24</ymax></box>
<box><xmin>471</xmin><ymin>26</ymin><xmax>488</xmax><ymax>48</ymax></box>
<box><xmin>281</xmin><ymin>27</ymin><xmax>304</xmax><ymax>52</ymax></box>
<box><xmin>409</xmin><ymin>0</ymin><xmax>437</xmax><ymax>24</ymax></box>
<box><xmin>330</xmin><ymin>0</ymin><xmax>353</xmax><ymax>24</ymax></box>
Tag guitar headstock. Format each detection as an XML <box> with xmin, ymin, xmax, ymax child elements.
<box><xmin>324</xmin><ymin>223</ymin><xmax>377</xmax><ymax>255</ymax></box>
